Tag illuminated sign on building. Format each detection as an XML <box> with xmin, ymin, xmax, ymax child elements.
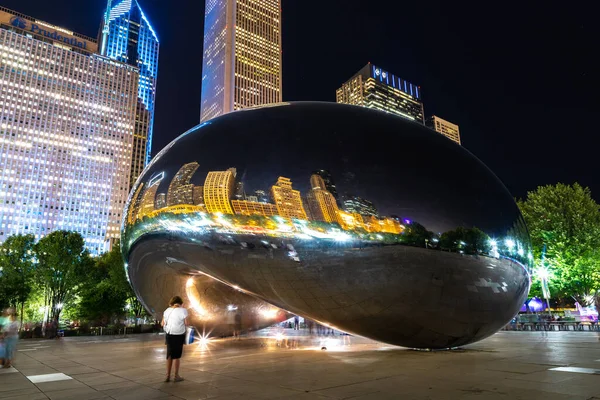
<box><xmin>0</xmin><ymin>10</ymin><xmax>97</xmax><ymax>52</ymax></box>
<box><xmin>371</xmin><ymin>64</ymin><xmax>421</xmax><ymax>100</ymax></box>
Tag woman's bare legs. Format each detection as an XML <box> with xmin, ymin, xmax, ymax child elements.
<box><xmin>174</xmin><ymin>359</ymin><xmax>181</xmax><ymax>379</ymax></box>
<box><xmin>166</xmin><ymin>357</ymin><xmax>173</xmax><ymax>381</ymax></box>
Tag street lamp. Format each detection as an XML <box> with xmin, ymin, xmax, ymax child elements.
<box><xmin>537</xmin><ymin>266</ymin><xmax>551</xmax><ymax>316</ymax></box>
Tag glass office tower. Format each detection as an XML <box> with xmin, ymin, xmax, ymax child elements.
<box><xmin>200</xmin><ymin>0</ymin><xmax>282</xmax><ymax>123</ymax></box>
<box><xmin>0</xmin><ymin>7</ymin><xmax>138</xmax><ymax>255</ymax></box>
<box><xmin>99</xmin><ymin>0</ymin><xmax>159</xmax><ymax>186</ymax></box>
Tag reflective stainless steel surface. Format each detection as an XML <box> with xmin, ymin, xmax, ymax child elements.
<box><xmin>122</xmin><ymin>102</ymin><xmax>531</xmax><ymax>348</ymax></box>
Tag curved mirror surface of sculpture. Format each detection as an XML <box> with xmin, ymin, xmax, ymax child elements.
<box><xmin>122</xmin><ymin>102</ymin><xmax>531</xmax><ymax>348</ymax></box>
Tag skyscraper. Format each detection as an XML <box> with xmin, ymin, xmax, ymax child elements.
<box><xmin>312</xmin><ymin>170</ymin><xmax>339</xmax><ymax>203</ymax></box>
<box><xmin>167</xmin><ymin>162</ymin><xmax>199</xmax><ymax>206</ymax></box>
<box><xmin>192</xmin><ymin>186</ymin><xmax>205</xmax><ymax>208</ymax></box>
<box><xmin>137</xmin><ymin>172</ymin><xmax>164</xmax><ymax>220</ymax></box>
<box><xmin>99</xmin><ymin>0</ymin><xmax>159</xmax><ymax>186</ymax></box>
<box><xmin>155</xmin><ymin>193</ymin><xmax>167</xmax><ymax>209</ymax></box>
<box><xmin>343</xmin><ymin>196</ymin><xmax>379</xmax><ymax>218</ymax></box>
<box><xmin>426</xmin><ymin>115</ymin><xmax>461</xmax><ymax>145</ymax></box>
<box><xmin>204</xmin><ymin>168</ymin><xmax>237</xmax><ymax>214</ymax></box>
<box><xmin>200</xmin><ymin>0</ymin><xmax>282</xmax><ymax>123</ymax></box>
<box><xmin>0</xmin><ymin>7</ymin><xmax>138</xmax><ymax>255</ymax></box>
<box><xmin>306</xmin><ymin>175</ymin><xmax>341</xmax><ymax>225</ymax></box>
<box><xmin>271</xmin><ymin>177</ymin><xmax>307</xmax><ymax>220</ymax></box>
<box><xmin>337</xmin><ymin>63</ymin><xmax>424</xmax><ymax>124</ymax></box>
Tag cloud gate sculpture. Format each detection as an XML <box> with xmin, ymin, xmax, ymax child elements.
<box><xmin>121</xmin><ymin>102</ymin><xmax>531</xmax><ymax>349</ymax></box>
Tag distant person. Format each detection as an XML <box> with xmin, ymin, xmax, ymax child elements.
<box><xmin>316</xmin><ymin>323</ymin><xmax>323</xmax><ymax>336</ymax></box>
<box><xmin>1</xmin><ymin>309</ymin><xmax>18</xmax><ymax>369</ymax></box>
<box><xmin>162</xmin><ymin>296</ymin><xmax>188</xmax><ymax>382</ymax></box>
<box><xmin>595</xmin><ymin>294</ymin><xmax>600</xmax><ymax>340</ymax></box>
<box><xmin>0</xmin><ymin>309</ymin><xmax>8</xmax><ymax>367</ymax></box>
<box><xmin>234</xmin><ymin>311</ymin><xmax>242</xmax><ymax>340</ymax></box>
<box><xmin>307</xmin><ymin>319</ymin><xmax>314</xmax><ymax>335</ymax></box>
<box><xmin>294</xmin><ymin>316</ymin><xmax>300</xmax><ymax>330</ymax></box>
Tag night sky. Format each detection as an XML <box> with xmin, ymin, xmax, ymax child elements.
<box><xmin>3</xmin><ymin>0</ymin><xmax>597</xmax><ymax>200</ymax></box>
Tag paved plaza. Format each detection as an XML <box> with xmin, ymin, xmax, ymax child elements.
<box><xmin>1</xmin><ymin>329</ymin><xmax>600</xmax><ymax>399</ymax></box>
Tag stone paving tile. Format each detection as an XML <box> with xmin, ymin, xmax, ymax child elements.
<box><xmin>0</xmin><ymin>394</ymin><xmax>49</xmax><ymax>400</ymax></box>
<box><xmin>53</xmin><ymin>366</ymin><xmax>100</xmax><ymax>376</ymax></box>
<box><xmin>93</xmin><ymin>380</ymin><xmax>140</xmax><ymax>392</ymax></box>
<box><xmin>72</xmin><ymin>371</ymin><xmax>127</xmax><ymax>386</ymax></box>
<box><xmin>101</xmin><ymin>385</ymin><xmax>172</xmax><ymax>400</ymax></box>
<box><xmin>32</xmin><ymin>379</ymin><xmax>87</xmax><ymax>393</ymax></box>
<box><xmin>0</xmin><ymin>387</ymin><xmax>46</xmax><ymax>399</ymax></box>
<box><xmin>44</xmin><ymin>387</ymin><xmax>108</xmax><ymax>400</ymax></box>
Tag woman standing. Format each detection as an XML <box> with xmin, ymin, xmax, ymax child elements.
<box><xmin>161</xmin><ymin>296</ymin><xmax>188</xmax><ymax>382</ymax></box>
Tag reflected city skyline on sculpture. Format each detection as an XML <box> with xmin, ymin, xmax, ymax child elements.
<box><xmin>122</xmin><ymin>102</ymin><xmax>531</xmax><ymax>349</ymax></box>
<box><xmin>124</xmin><ymin>162</ymin><xmax>531</xmax><ymax>265</ymax></box>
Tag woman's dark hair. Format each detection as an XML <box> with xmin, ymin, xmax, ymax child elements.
<box><xmin>169</xmin><ymin>296</ymin><xmax>183</xmax><ymax>306</ymax></box>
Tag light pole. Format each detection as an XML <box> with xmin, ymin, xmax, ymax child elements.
<box><xmin>538</xmin><ymin>267</ymin><xmax>551</xmax><ymax>316</ymax></box>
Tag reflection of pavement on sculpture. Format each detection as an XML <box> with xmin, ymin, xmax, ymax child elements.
<box><xmin>129</xmin><ymin>234</ymin><xmax>529</xmax><ymax>349</ymax></box>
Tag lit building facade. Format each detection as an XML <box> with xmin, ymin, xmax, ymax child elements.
<box><xmin>343</xmin><ymin>196</ymin><xmax>379</xmax><ymax>218</ymax></box>
<box><xmin>167</xmin><ymin>162</ymin><xmax>199</xmax><ymax>206</ymax></box>
<box><xmin>192</xmin><ymin>185</ymin><xmax>204</xmax><ymax>207</ymax></box>
<box><xmin>155</xmin><ymin>193</ymin><xmax>167</xmax><ymax>209</ymax></box>
<box><xmin>232</xmin><ymin>200</ymin><xmax>277</xmax><ymax>217</ymax></box>
<box><xmin>137</xmin><ymin>173</ymin><xmax>163</xmax><ymax>220</ymax></box>
<box><xmin>336</xmin><ymin>63</ymin><xmax>424</xmax><ymax>124</ymax></box>
<box><xmin>306</xmin><ymin>175</ymin><xmax>341</xmax><ymax>225</ymax></box>
<box><xmin>99</xmin><ymin>0</ymin><xmax>159</xmax><ymax>185</ymax></box>
<box><xmin>426</xmin><ymin>115</ymin><xmax>461</xmax><ymax>145</ymax></box>
<box><xmin>200</xmin><ymin>0</ymin><xmax>282</xmax><ymax>123</ymax></box>
<box><xmin>0</xmin><ymin>7</ymin><xmax>138</xmax><ymax>254</ymax></box>
<box><xmin>271</xmin><ymin>177</ymin><xmax>307</xmax><ymax>220</ymax></box>
<box><xmin>312</xmin><ymin>170</ymin><xmax>339</xmax><ymax>202</ymax></box>
<box><xmin>204</xmin><ymin>168</ymin><xmax>236</xmax><ymax>214</ymax></box>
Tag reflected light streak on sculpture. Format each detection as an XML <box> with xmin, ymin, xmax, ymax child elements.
<box><xmin>122</xmin><ymin>102</ymin><xmax>531</xmax><ymax>349</ymax></box>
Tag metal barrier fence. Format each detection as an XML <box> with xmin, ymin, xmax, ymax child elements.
<box><xmin>503</xmin><ymin>321</ymin><xmax>600</xmax><ymax>331</ymax></box>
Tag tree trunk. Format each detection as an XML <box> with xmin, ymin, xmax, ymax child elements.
<box><xmin>19</xmin><ymin>302</ymin><xmax>24</xmax><ymax>332</ymax></box>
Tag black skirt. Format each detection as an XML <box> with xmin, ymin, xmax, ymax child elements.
<box><xmin>165</xmin><ymin>333</ymin><xmax>185</xmax><ymax>359</ymax></box>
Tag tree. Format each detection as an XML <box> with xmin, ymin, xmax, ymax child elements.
<box><xmin>439</xmin><ymin>227</ymin><xmax>491</xmax><ymax>255</ymax></box>
<box><xmin>34</xmin><ymin>231</ymin><xmax>94</xmax><ymax>332</ymax></box>
<box><xmin>518</xmin><ymin>183</ymin><xmax>600</xmax><ymax>305</ymax></box>
<box><xmin>76</xmin><ymin>243</ymin><xmax>146</xmax><ymax>325</ymax></box>
<box><xmin>0</xmin><ymin>234</ymin><xmax>36</xmax><ymax>329</ymax></box>
<box><xmin>401</xmin><ymin>222</ymin><xmax>434</xmax><ymax>248</ymax></box>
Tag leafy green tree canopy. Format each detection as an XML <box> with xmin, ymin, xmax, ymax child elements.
<box><xmin>34</xmin><ymin>231</ymin><xmax>94</xmax><ymax>324</ymax></box>
<box><xmin>518</xmin><ymin>183</ymin><xmax>600</xmax><ymax>305</ymax></box>
<box><xmin>0</xmin><ymin>234</ymin><xmax>36</xmax><ymax>323</ymax></box>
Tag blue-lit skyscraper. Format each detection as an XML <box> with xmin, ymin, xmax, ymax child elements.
<box><xmin>99</xmin><ymin>0</ymin><xmax>159</xmax><ymax>187</ymax></box>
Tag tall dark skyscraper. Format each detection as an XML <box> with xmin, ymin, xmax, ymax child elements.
<box><xmin>99</xmin><ymin>0</ymin><xmax>159</xmax><ymax>186</ymax></box>
<box><xmin>313</xmin><ymin>170</ymin><xmax>339</xmax><ymax>203</ymax></box>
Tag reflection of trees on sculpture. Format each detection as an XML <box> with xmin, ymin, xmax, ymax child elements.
<box><xmin>121</xmin><ymin>163</ymin><xmax>532</xmax><ymax>269</ymax></box>
<box><xmin>518</xmin><ymin>183</ymin><xmax>600</xmax><ymax>306</ymax></box>
<box><xmin>401</xmin><ymin>222</ymin><xmax>434</xmax><ymax>248</ymax></box>
<box><xmin>440</xmin><ymin>227</ymin><xmax>491</xmax><ymax>255</ymax></box>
